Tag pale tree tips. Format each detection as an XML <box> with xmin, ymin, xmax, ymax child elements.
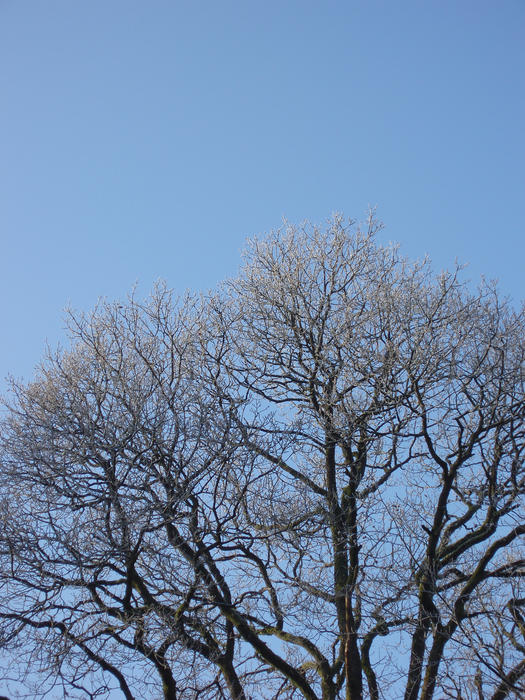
<box><xmin>1</xmin><ymin>216</ymin><xmax>524</xmax><ymax>700</ymax></box>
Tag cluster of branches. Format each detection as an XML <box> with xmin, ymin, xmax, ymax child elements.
<box><xmin>0</xmin><ymin>216</ymin><xmax>524</xmax><ymax>700</ymax></box>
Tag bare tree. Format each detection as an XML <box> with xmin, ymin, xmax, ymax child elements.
<box><xmin>1</xmin><ymin>216</ymin><xmax>524</xmax><ymax>700</ymax></box>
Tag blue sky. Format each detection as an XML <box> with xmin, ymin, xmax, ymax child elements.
<box><xmin>1</xmin><ymin>0</ymin><xmax>524</xmax><ymax>388</ymax></box>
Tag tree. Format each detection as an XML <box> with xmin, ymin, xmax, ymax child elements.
<box><xmin>1</xmin><ymin>216</ymin><xmax>524</xmax><ymax>700</ymax></box>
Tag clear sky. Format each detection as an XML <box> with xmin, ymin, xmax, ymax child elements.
<box><xmin>1</xmin><ymin>0</ymin><xmax>524</xmax><ymax>389</ymax></box>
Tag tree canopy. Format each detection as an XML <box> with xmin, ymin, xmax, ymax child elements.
<box><xmin>1</xmin><ymin>216</ymin><xmax>524</xmax><ymax>700</ymax></box>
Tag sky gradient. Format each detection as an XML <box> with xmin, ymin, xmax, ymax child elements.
<box><xmin>1</xmin><ymin>1</ymin><xmax>524</xmax><ymax>389</ymax></box>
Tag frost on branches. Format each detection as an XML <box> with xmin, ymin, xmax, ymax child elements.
<box><xmin>1</xmin><ymin>217</ymin><xmax>524</xmax><ymax>700</ymax></box>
